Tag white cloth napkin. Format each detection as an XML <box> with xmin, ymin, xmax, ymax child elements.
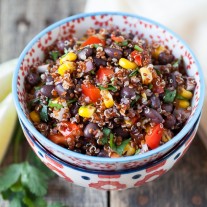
<box><xmin>85</xmin><ymin>0</ymin><xmax>207</xmax><ymax>144</ymax></box>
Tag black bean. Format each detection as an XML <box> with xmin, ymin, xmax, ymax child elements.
<box><xmin>46</xmin><ymin>75</ymin><xmax>54</xmax><ymax>83</ymax></box>
<box><xmin>26</xmin><ymin>73</ymin><xmax>40</xmax><ymax>86</ymax></box>
<box><xmin>113</xmin><ymin>127</ymin><xmax>130</xmax><ymax>139</ymax></box>
<box><xmin>97</xmin><ymin>150</ymin><xmax>109</xmax><ymax>157</ymax></box>
<box><xmin>85</xmin><ymin>60</ymin><xmax>94</xmax><ymax>72</ymax></box>
<box><xmin>84</xmin><ymin>123</ymin><xmax>99</xmax><ymax>138</ymax></box>
<box><xmin>150</xmin><ymin>95</ymin><xmax>161</xmax><ymax>109</ymax></box>
<box><xmin>56</xmin><ymin>40</ymin><xmax>65</xmax><ymax>53</ymax></box>
<box><xmin>144</xmin><ymin>107</ymin><xmax>164</xmax><ymax>123</ymax></box>
<box><xmin>70</xmin><ymin>103</ymin><xmax>79</xmax><ymax>117</ymax></box>
<box><xmin>162</xmin><ymin>103</ymin><xmax>173</xmax><ymax>113</ymax></box>
<box><xmin>78</xmin><ymin>48</ymin><xmax>93</xmax><ymax>60</ymax></box>
<box><xmin>40</xmin><ymin>85</ymin><xmax>54</xmax><ymax>98</ymax></box>
<box><xmin>123</xmin><ymin>48</ymin><xmax>132</xmax><ymax>57</ymax></box>
<box><xmin>173</xmin><ymin>108</ymin><xmax>191</xmax><ymax>123</ymax></box>
<box><xmin>167</xmin><ymin>73</ymin><xmax>177</xmax><ymax>89</ymax></box>
<box><xmin>164</xmin><ymin>114</ymin><xmax>176</xmax><ymax>128</ymax></box>
<box><xmin>55</xmin><ymin>83</ymin><xmax>66</xmax><ymax>97</ymax></box>
<box><xmin>93</xmin><ymin>58</ymin><xmax>107</xmax><ymax>67</ymax></box>
<box><xmin>158</xmin><ymin>51</ymin><xmax>174</xmax><ymax>65</ymax></box>
<box><xmin>120</xmin><ymin>87</ymin><xmax>136</xmax><ymax>99</ymax></box>
<box><xmin>104</xmin><ymin>48</ymin><xmax>122</xmax><ymax>59</ymax></box>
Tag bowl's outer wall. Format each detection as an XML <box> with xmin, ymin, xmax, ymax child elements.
<box><xmin>20</xmin><ymin>117</ymin><xmax>199</xmax><ymax>190</ymax></box>
<box><xmin>13</xmin><ymin>12</ymin><xmax>205</xmax><ymax>170</ymax></box>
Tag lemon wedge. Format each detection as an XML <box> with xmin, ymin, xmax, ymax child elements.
<box><xmin>0</xmin><ymin>93</ymin><xmax>17</xmax><ymax>163</ymax></box>
<box><xmin>0</xmin><ymin>59</ymin><xmax>17</xmax><ymax>102</ymax></box>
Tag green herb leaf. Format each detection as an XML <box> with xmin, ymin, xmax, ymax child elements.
<box><xmin>48</xmin><ymin>203</ymin><xmax>66</xmax><ymax>207</ymax></box>
<box><xmin>109</xmin><ymin>134</ymin><xmax>131</xmax><ymax>156</ymax></box>
<box><xmin>155</xmin><ymin>69</ymin><xmax>161</xmax><ymax>75</ymax></box>
<box><xmin>48</xmin><ymin>99</ymin><xmax>63</xmax><ymax>110</ymax></box>
<box><xmin>23</xmin><ymin>196</ymin><xmax>36</xmax><ymax>207</ymax></box>
<box><xmin>101</xmin><ymin>128</ymin><xmax>111</xmax><ymax>145</ymax></box>
<box><xmin>130</xmin><ymin>95</ymin><xmax>140</xmax><ymax>107</ymax></box>
<box><xmin>172</xmin><ymin>57</ymin><xmax>182</xmax><ymax>68</ymax></box>
<box><xmin>34</xmin><ymin>197</ymin><xmax>47</xmax><ymax>207</ymax></box>
<box><xmin>129</xmin><ymin>68</ymin><xmax>139</xmax><ymax>77</ymax></box>
<box><xmin>28</xmin><ymin>98</ymin><xmax>40</xmax><ymax>109</ymax></box>
<box><xmin>50</xmin><ymin>51</ymin><xmax>60</xmax><ymax>61</ymax></box>
<box><xmin>134</xmin><ymin>45</ymin><xmax>143</xmax><ymax>52</ymax></box>
<box><xmin>93</xmin><ymin>44</ymin><xmax>100</xmax><ymax>49</ymax></box>
<box><xmin>121</xmin><ymin>40</ymin><xmax>128</xmax><ymax>46</ymax></box>
<box><xmin>109</xmin><ymin>133</ymin><xmax>116</xmax><ymax>151</ymax></box>
<box><xmin>135</xmin><ymin>149</ymin><xmax>141</xmax><ymax>155</ymax></box>
<box><xmin>40</xmin><ymin>104</ymin><xmax>49</xmax><ymax>122</ymax></box>
<box><xmin>67</xmin><ymin>99</ymin><xmax>77</xmax><ymax>105</ymax></box>
<box><xmin>0</xmin><ymin>164</ymin><xmax>22</xmax><ymax>192</ymax></box>
<box><xmin>10</xmin><ymin>197</ymin><xmax>22</xmax><ymax>207</ymax></box>
<box><xmin>21</xmin><ymin>162</ymin><xmax>49</xmax><ymax>197</ymax></box>
<box><xmin>116</xmin><ymin>138</ymin><xmax>131</xmax><ymax>155</ymax></box>
<box><xmin>164</xmin><ymin>89</ymin><xmax>177</xmax><ymax>103</ymax></box>
<box><xmin>148</xmin><ymin>83</ymin><xmax>153</xmax><ymax>90</ymax></box>
<box><xmin>98</xmin><ymin>84</ymin><xmax>117</xmax><ymax>92</ymax></box>
<box><xmin>34</xmin><ymin>86</ymin><xmax>41</xmax><ymax>91</ymax></box>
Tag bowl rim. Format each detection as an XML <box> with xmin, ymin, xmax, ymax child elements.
<box><xmin>21</xmin><ymin>115</ymin><xmax>199</xmax><ymax>174</ymax></box>
<box><xmin>13</xmin><ymin>11</ymin><xmax>205</xmax><ymax>163</ymax></box>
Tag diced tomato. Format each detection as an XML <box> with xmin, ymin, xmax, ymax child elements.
<box><xmin>58</xmin><ymin>121</ymin><xmax>82</xmax><ymax>137</ymax></box>
<box><xmin>131</xmin><ymin>50</ymin><xmax>142</xmax><ymax>66</ymax></box>
<box><xmin>152</xmin><ymin>78</ymin><xmax>165</xmax><ymax>94</ymax></box>
<box><xmin>111</xmin><ymin>34</ymin><xmax>124</xmax><ymax>43</ymax></box>
<box><xmin>49</xmin><ymin>122</ymin><xmax>82</xmax><ymax>145</ymax></box>
<box><xmin>48</xmin><ymin>134</ymin><xmax>68</xmax><ymax>145</ymax></box>
<box><xmin>97</xmin><ymin>67</ymin><xmax>114</xmax><ymax>83</ymax></box>
<box><xmin>81</xmin><ymin>36</ymin><xmax>105</xmax><ymax>47</ymax></box>
<box><xmin>131</xmin><ymin>116</ymin><xmax>138</xmax><ymax>124</ymax></box>
<box><xmin>145</xmin><ymin>124</ymin><xmax>164</xmax><ymax>149</ymax></box>
<box><xmin>81</xmin><ymin>83</ymin><xmax>101</xmax><ymax>103</ymax></box>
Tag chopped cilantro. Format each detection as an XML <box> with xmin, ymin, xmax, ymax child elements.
<box><xmin>49</xmin><ymin>51</ymin><xmax>60</xmax><ymax>61</ymax></box>
<box><xmin>98</xmin><ymin>84</ymin><xmax>117</xmax><ymax>92</ymax></box>
<box><xmin>130</xmin><ymin>95</ymin><xmax>140</xmax><ymax>107</ymax></box>
<box><xmin>40</xmin><ymin>104</ymin><xmax>48</xmax><ymax>122</ymax></box>
<box><xmin>121</xmin><ymin>40</ymin><xmax>128</xmax><ymax>46</ymax></box>
<box><xmin>109</xmin><ymin>134</ymin><xmax>131</xmax><ymax>156</ymax></box>
<box><xmin>163</xmin><ymin>89</ymin><xmax>177</xmax><ymax>103</ymax></box>
<box><xmin>129</xmin><ymin>68</ymin><xmax>139</xmax><ymax>77</ymax></box>
<box><xmin>48</xmin><ymin>99</ymin><xmax>63</xmax><ymax>110</ymax></box>
<box><xmin>134</xmin><ymin>44</ymin><xmax>143</xmax><ymax>52</ymax></box>
<box><xmin>93</xmin><ymin>44</ymin><xmax>100</xmax><ymax>49</ymax></box>
<box><xmin>101</xmin><ymin>128</ymin><xmax>111</xmax><ymax>145</ymax></box>
<box><xmin>67</xmin><ymin>99</ymin><xmax>77</xmax><ymax>105</ymax></box>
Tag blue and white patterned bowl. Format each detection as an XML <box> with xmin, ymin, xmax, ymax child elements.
<box><xmin>13</xmin><ymin>12</ymin><xmax>205</xmax><ymax>171</ymax></box>
<box><xmin>20</xmin><ymin>114</ymin><xmax>200</xmax><ymax>191</ymax></box>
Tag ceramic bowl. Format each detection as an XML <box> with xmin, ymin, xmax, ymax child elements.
<box><xmin>13</xmin><ymin>12</ymin><xmax>205</xmax><ymax>171</ymax></box>
<box><xmin>20</xmin><ymin>115</ymin><xmax>200</xmax><ymax>191</ymax></box>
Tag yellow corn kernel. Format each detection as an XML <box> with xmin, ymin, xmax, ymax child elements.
<box><xmin>30</xmin><ymin>111</ymin><xmax>40</xmax><ymax>123</ymax></box>
<box><xmin>178</xmin><ymin>87</ymin><xmax>193</xmax><ymax>99</ymax></box>
<box><xmin>139</xmin><ymin>67</ymin><xmax>153</xmax><ymax>84</ymax></box>
<box><xmin>161</xmin><ymin>129</ymin><xmax>172</xmax><ymax>143</ymax></box>
<box><xmin>141</xmin><ymin>92</ymin><xmax>147</xmax><ymax>99</ymax></box>
<box><xmin>100</xmin><ymin>90</ymin><xmax>114</xmax><ymax>108</ymax></box>
<box><xmin>119</xmin><ymin>58</ymin><xmax>137</xmax><ymax>70</ymax></box>
<box><xmin>176</xmin><ymin>100</ymin><xmax>190</xmax><ymax>109</ymax></box>
<box><xmin>59</xmin><ymin>52</ymin><xmax>77</xmax><ymax>64</ymax></box>
<box><xmin>123</xmin><ymin>144</ymin><xmax>136</xmax><ymax>156</ymax></box>
<box><xmin>78</xmin><ymin>105</ymin><xmax>96</xmax><ymax>118</ymax></box>
<box><xmin>58</xmin><ymin>62</ymin><xmax>76</xmax><ymax>76</ymax></box>
<box><xmin>152</xmin><ymin>45</ymin><xmax>166</xmax><ymax>59</ymax></box>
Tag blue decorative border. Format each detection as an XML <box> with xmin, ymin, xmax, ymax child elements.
<box><xmin>13</xmin><ymin>12</ymin><xmax>205</xmax><ymax>163</ymax></box>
